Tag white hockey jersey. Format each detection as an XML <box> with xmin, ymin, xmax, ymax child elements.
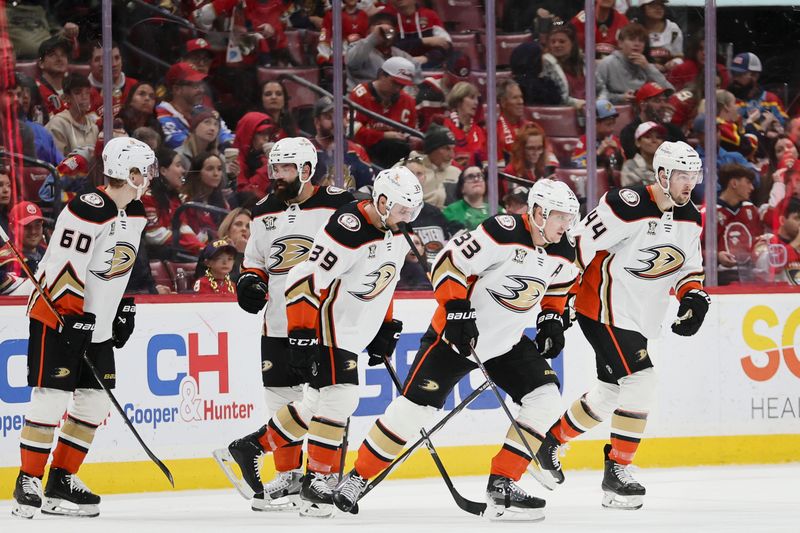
<box><xmin>28</xmin><ymin>188</ymin><xmax>147</xmax><ymax>342</ymax></box>
<box><xmin>285</xmin><ymin>201</ymin><xmax>410</xmax><ymax>355</ymax></box>
<box><xmin>243</xmin><ymin>186</ymin><xmax>354</xmax><ymax>337</ymax></box>
<box><xmin>574</xmin><ymin>184</ymin><xmax>705</xmax><ymax>339</ymax></box>
<box><xmin>430</xmin><ymin>214</ymin><xmax>579</xmax><ymax>361</ymax></box>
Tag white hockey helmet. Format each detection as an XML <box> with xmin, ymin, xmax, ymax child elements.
<box><xmin>652</xmin><ymin>141</ymin><xmax>703</xmax><ymax>206</ymax></box>
<box><xmin>372</xmin><ymin>166</ymin><xmax>424</xmax><ymax>226</ymax></box>
<box><xmin>102</xmin><ymin>136</ymin><xmax>158</xmax><ymax>200</ymax></box>
<box><xmin>527</xmin><ymin>179</ymin><xmax>580</xmax><ymax>242</ymax></box>
<box><xmin>268</xmin><ymin>137</ymin><xmax>318</xmax><ymax>184</ymax></box>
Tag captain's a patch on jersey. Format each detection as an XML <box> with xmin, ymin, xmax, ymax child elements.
<box><xmin>619</xmin><ymin>189</ymin><xmax>640</xmax><ymax>206</ymax></box>
<box><xmin>338</xmin><ymin>213</ymin><xmax>361</xmax><ymax>231</ymax></box>
<box><xmin>80</xmin><ymin>192</ymin><xmax>105</xmax><ymax>208</ymax></box>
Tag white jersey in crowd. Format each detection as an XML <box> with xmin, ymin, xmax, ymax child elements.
<box><xmin>574</xmin><ymin>184</ymin><xmax>704</xmax><ymax>339</ymax></box>
<box><xmin>243</xmin><ymin>186</ymin><xmax>354</xmax><ymax>337</ymax></box>
<box><xmin>27</xmin><ymin>188</ymin><xmax>147</xmax><ymax>342</ymax></box>
<box><xmin>430</xmin><ymin>214</ymin><xmax>579</xmax><ymax>361</ymax></box>
<box><xmin>285</xmin><ymin>201</ymin><xmax>410</xmax><ymax>355</ymax></box>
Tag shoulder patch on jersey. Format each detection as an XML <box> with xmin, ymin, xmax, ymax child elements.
<box><xmin>482</xmin><ymin>215</ymin><xmax>533</xmax><ymax>247</ymax></box>
<box><xmin>326</xmin><ymin>186</ymin><xmax>346</xmax><ymax>194</ymax></box>
<box><xmin>618</xmin><ymin>188</ymin><xmax>640</xmax><ymax>207</ymax></box>
<box><xmin>545</xmin><ymin>232</ymin><xmax>577</xmax><ymax>262</ymax></box>
<box><xmin>81</xmin><ymin>192</ymin><xmax>104</xmax><ymax>208</ymax></box>
<box><xmin>338</xmin><ymin>213</ymin><xmax>361</xmax><ymax>231</ymax></box>
<box><xmin>496</xmin><ymin>215</ymin><xmax>517</xmax><ymax>230</ymax></box>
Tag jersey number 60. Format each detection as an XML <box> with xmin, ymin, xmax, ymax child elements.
<box><xmin>60</xmin><ymin>228</ymin><xmax>92</xmax><ymax>253</ymax></box>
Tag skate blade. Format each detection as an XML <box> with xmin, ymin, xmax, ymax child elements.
<box><xmin>526</xmin><ymin>463</ymin><xmax>559</xmax><ymax>491</ymax></box>
<box><xmin>212</xmin><ymin>448</ymin><xmax>256</xmax><ymax>500</ymax></box>
<box><xmin>252</xmin><ymin>494</ymin><xmax>300</xmax><ymax>512</ymax></box>
<box><xmin>601</xmin><ymin>491</ymin><xmax>643</xmax><ymax>510</ymax></box>
<box><xmin>299</xmin><ymin>499</ymin><xmax>335</xmax><ymax>518</ymax></box>
<box><xmin>486</xmin><ymin>501</ymin><xmax>545</xmax><ymax>522</ymax></box>
<box><xmin>11</xmin><ymin>501</ymin><xmax>39</xmax><ymax>519</ymax></box>
<box><xmin>41</xmin><ymin>498</ymin><xmax>99</xmax><ymax>518</ymax></box>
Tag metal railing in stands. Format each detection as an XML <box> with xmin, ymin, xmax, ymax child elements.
<box><xmin>170</xmin><ymin>202</ymin><xmax>230</xmax><ymax>261</ymax></box>
<box><xmin>0</xmin><ymin>151</ymin><xmax>62</xmax><ymax>215</ymax></box>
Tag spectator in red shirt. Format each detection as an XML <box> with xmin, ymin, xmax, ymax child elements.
<box><xmin>667</xmin><ymin>31</ymin><xmax>730</xmax><ymax>92</ymax></box>
<box><xmin>350</xmin><ymin>56</ymin><xmax>418</xmax><ymax>168</ymax></box>
<box><xmin>317</xmin><ymin>0</ymin><xmax>370</xmax><ymax>65</ymax></box>
<box><xmin>7</xmin><ymin>201</ymin><xmax>47</xmax><ymax>278</ymax></box>
<box><xmin>36</xmin><ymin>36</ymin><xmax>71</xmax><ymax>117</ymax></box>
<box><xmin>496</xmin><ymin>79</ymin><xmax>529</xmax><ymax>165</ymax></box>
<box><xmin>571</xmin><ymin>0</ymin><xmax>630</xmax><ymax>59</ymax></box>
<box><xmin>233</xmin><ymin>112</ymin><xmax>275</xmax><ymax>200</ymax></box>
<box><xmin>383</xmin><ymin>0</ymin><xmax>452</xmax><ymax>68</ymax></box>
<box><xmin>257</xmin><ymin>79</ymin><xmax>299</xmax><ymax>142</ymax></box>
<box><xmin>87</xmin><ymin>40</ymin><xmax>138</xmax><ymax>120</ymax></box>
<box><xmin>193</xmin><ymin>239</ymin><xmax>237</xmax><ymax>297</ymax></box>
<box><xmin>443</xmin><ymin>81</ymin><xmax>486</xmax><ymax>169</ymax></box>
<box><xmin>764</xmin><ymin>197</ymin><xmax>800</xmax><ymax>285</ymax></box>
<box><xmin>504</xmin><ymin>123</ymin><xmax>558</xmax><ymax>188</ymax></box>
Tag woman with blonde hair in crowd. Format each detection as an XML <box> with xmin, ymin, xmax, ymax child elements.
<box><xmin>216</xmin><ymin>207</ymin><xmax>251</xmax><ymax>280</ymax></box>
<box><xmin>443</xmin><ymin>81</ymin><xmax>487</xmax><ymax>168</ymax></box>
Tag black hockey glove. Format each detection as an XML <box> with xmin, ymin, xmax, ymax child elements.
<box><xmin>236</xmin><ymin>272</ymin><xmax>268</xmax><ymax>314</ymax></box>
<box><xmin>366</xmin><ymin>319</ymin><xmax>403</xmax><ymax>366</ymax></box>
<box><xmin>442</xmin><ymin>299</ymin><xmax>478</xmax><ymax>357</ymax></box>
<box><xmin>535</xmin><ymin>311</ymin><xmax>565</xmax><ymax>358</ymax></box>
<box><xmin>287</xmin><ymin>328</ymin><xmax>319</xmax><ymax>380</ymax></box>
<box><xmin>671</xmin><ymin>289</ymin><xmax>711</xmax><ymax>337</ymax></box>
<box><xmin>58</xmin><ymin>313</ymin><xmax>96</xmax><ymax>359</ymax></box>
<box><xmin>112</xmin><ymin>297</ymin><xmax>136</xmax><ymax>349</ymax></box>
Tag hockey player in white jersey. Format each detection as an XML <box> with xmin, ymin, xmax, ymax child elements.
<box><xmin>536</xmin><ymin>141</ymin><xmax>710</xmax><ymax>510</ymax></box>
<box><xmin>11</xmin><ymin>137</ymin><xmax>156</xmax><ymax>519</ymax></box>
<box><xmin>333</xmin><ymin>179</ymin><xmax>581</xmax><ymax>521</ymax></box>
<box><xmin>214</xmin><ymin>137</ymin><xmax>354</xmax><ymax>511</ymax></box>
<box><xmin>246</xmin><ymin>166</ymin><xmax>422</xmax><ymax>517</ymax></box>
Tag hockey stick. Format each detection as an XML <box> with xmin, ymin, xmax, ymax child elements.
<box><xmin>397</xmin><ymin>223</ymin><xmax>432</xmax><ymax>282</ymax></box>
<box><xmin>357</xmin><ymin>380</ymin><xmax>490</xmax><ymax>505</ymax></box>
<box><xmin>380</xmin><ymin>355</ymin><xmax>486</xmax><ymax>516</ymax></box>
<box><xmin>0</xmin><ymin>226</ymin><xmax>175</xmax><ymax>487</ymax></box>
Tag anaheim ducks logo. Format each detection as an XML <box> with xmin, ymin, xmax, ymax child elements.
<box><xmin>268</xmin><ymin>236</ymin><xmax>314</xmax><ymax>275</ymax></box>
<box><xmin>52</xmin><ymin>367</ymin><xmax>71</xmax><ymax>378</ymax></box>
<box><xmin>486</xmin><ymin>275</ymin><xmax>546</xmax><ymax>313</ymax></box>
<box><xmin>625</xmin><ymin>245</ymin><xmax>686</xmax><ymax>280</ymax></box>
<box><xmin>418</xmin><ymin>379</ymin><xmax>439</xmax><ymax>392</ymax></box>
<box><xmin>349</xmin><ymin>263</ymin><xmax>397</xmax><ymax>301</ymax></box>
<box><xmin>343</xmin><ymin>359</ymin><xmax>358</xmax><ymax>371</ymax></box>
<box><xmin>91</xmin><ymin>242</ymin><xmax>137</xmax><ymax>280</ymax></box>
<box><xmin>262</xmin><ymin>360</ymin><xmax>273</xmax><ymax>372</ymax></box>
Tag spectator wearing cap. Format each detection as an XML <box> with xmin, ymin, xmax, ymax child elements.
<box><xmin>183</xmin><ymin>38</ymin><xmax>216</xmax><ymax>75</ymax></box>
<box><xmin>638</xmin><ymin>0</ymin><xmax>683</xmax><ymax>72</ymax></box>
<box><xmin>410</xmin><ymin>125</ymin><xmax>460</xmax><ymax>209</ymax></box>
<box><xmin>257</xmin><ymin>79</ymin><xmax>298</xmax><ymax>142</ymax></box>
<box><xmin>621</xmin><ymin>121</ymin><xmax>666</xmax><ymax>186</ymax></box>
<box><xmin>571</xmin><ymin>99</ymin><xmax>624</xmax><ymax>175</ymax></box>
<box><xmin>310</xmin><ymin>96</ymin><xmax>373</xmax><ymax>190</ymax></box>
<box><xmin>570</xmin><ymin>0</ymin><xmax>630</xmax><ymax>60</ymax></box>
<box><xmin>510</xmin><ymin>41</ymin><xmax>562</xmax><ymax>106</ymax></box>
<box><xmin>416</xmin><ymin>51</ymin><xmax>471</xmax><ymax>132</ymax></box>
<box><xmin>193</xmin><ymin>239</ymin><xmax>237</xmax><ymax>297</ymax></box>
<box><xmin>157</xmin><ymin>62</ymin><xmax>235</xmax><ymax>150</ymax></box>
<box><xmin>383</xmin><ymin>0</ymin><xmax>452</xmax><ymax>69</ymax></box>
<box><xmin>88</xmin><ymin>40</ymin><xmax>138</xmax><ymax>120</ymax></box>
<box><xmin>597</xmin><ymin>23</ymin><xmax>674</xmax><ymax>105</ymax></box>
<box><xmin>505</xmin><ymin>123</ymin><xmax>558</xmax><ymax>186</ymax></box>
<box><xmin>346</xmin><ymin>12</ymin><xmax>418</xmax><ymax>91</ymax></box>
<box><xmin>727</xmin><ymin>52</ymin><xmax>788</xmax><ymax>131</ymax></box>
<box><xmin>8</xmin><ymin>201</ymin><xmax>47</xmax><ymax>278</ymax></box>
<box><xmin>667</xmin><ymin>31</ymin><xmax>730</xmax><ymax>92</ymax></box>
<box><xmin>541</xmin><ymin>21</ymin><xmax>587</xmax><ymax>110</ymax></box>
<box><xmin>118</xmin><ymin>81</ymin><xmax>163</xmax><ymax>137</ymax></box>
<box><xmin>349</xmin><ymin>56</ymin><xmax>419</xmax><ymax>169</ymax></box>
<box><xmin>36</xmin><ymin>36</ymin><xmax>72</xmax><ymax>116</ymax></box>
<box><xmin>317</xmin><ymin>0</ymin><xmax>370</xmax><ymax>67</ymax></box>
<box><xmin>45</xmin><ymin>73</ymin><xmax>99</xmax><ymax>157</ymax></box>
<box><xmin>620</xmin><ymin>81</ymin><xmax>685</xmax><ymax>159</ymax></box>
<box><xmin>496</xmin><ymin>79</ymin><xmax>530</xmax><ymax>164</ymax></box>
<box><xmin>232</xmin><ymin>112</ymin><xmax>275</xmax><ymax>199</ymax></box>
<box><xmin>443</xmin><ymin>82</ymin><xmax>487</xmax><ymax>169</ymax></box>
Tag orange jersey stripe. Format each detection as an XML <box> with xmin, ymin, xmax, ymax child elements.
<box><xmin>576</xmin><ymin>250</ymin><xmax>610</xmax><ymax>322</ymax></box>
<box><xmin>605</xmin><ymin>324</ymin><xmax>632</xmax><ymax>375</ymax></box>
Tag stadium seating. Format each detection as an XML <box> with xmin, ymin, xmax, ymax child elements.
<box><xmin>431</xmin><ymin>0</ymin><xmax>485</xmax><ymax>33</ymax></box>
<box><xmin>487</xmin><ymin>32</ymin><xmax>531</xmax><ymax>68</ymax></box>
<box><xmin>257</xmin><ymin>66</ymin><xmax>321</xmax><ymax>109</ymax></box>
<box><xmin>527</xmin><ymin>106</ymin><xmax>582</xmax><ymax>138</ymax></box>
<box><xmin>450</xmin><ymin>32</ymin><xmax>483</xmax><ymax>70</ymax></box>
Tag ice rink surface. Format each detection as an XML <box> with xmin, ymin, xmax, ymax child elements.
<box><xmin>1</xmin><ymin>463</ymin><xmax>798</xmax><ymax>533</ymax></box>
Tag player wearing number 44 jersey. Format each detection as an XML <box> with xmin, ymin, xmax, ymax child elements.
<box><xmin>536</xmin><ymin>141</ymin><xmax>711</xmax><ymax>511</ymax></box>
<box><xmin>334</xmin><ymin>179</ymin><xmax>581</xmax><ymax>522</ymax></box>
<box><xmin>238</xmin><ymin>166</ymin><xmax>423</xmax><ymax>518</ymax></box>
<box><xmin>11</xmin><ymin>137</ymin><xmax>157</xmax><ymax>519</ymax></box>
<box><xmin>213</xmin><ymin>137</ymin><xmax>355</xmax><ymax>511</ymax></box>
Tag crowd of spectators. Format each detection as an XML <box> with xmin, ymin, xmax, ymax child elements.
<box><xmin>1</xmin><ymin>0</ymin><xmax>799</xmax><ymax>295</ymax></box>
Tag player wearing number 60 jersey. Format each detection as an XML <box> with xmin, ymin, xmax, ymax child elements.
<box><xmin>537</xmin><ymin>141</ymin><xmax>711</xmax><ymax>511</ymax></box>
<box><xmin>333</xmin><ymin>179</ymin><xmax>581</xmax><ymax>522</ymax></box>
<box><xmin>12</xmin><ymin>137</ymin><xmax>156</xmax><ymax>519</ymax></box>
<box><xmin>215</xmin><ymin>137</ymin><xmax>355</xmax><ymax>512</ymax></box>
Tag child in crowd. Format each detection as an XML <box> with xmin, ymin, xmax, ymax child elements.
<box><xmin>193</xmin><ymin>239</ymin><xmax>237</xmax><ymax>297</ymax></box>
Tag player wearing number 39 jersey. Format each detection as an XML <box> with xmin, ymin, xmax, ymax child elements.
<box><xmin>333</xmin><ymin>179</ymin><xmax>582</xmax><ymax>522</ymax></box>
<box><xmin>12</xmin><ymin>137</ymin><xmax>156</xmax><ymax>519</ymax></box>
<box><xmin>238</xmin><ymin>166</ymin><xmax>423</xmax><ymax>518</ymax></box>
<box><xmin>537</xmin><ymin>141</ymin><xmax>711</xmax><ymax>511</ymax></box>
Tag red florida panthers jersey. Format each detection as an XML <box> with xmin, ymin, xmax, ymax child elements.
<box><xmin>349</xmin><ymin>82</ymin><xmax>418</xmax><ymax>149</ymax></box>
<box><xmin>703</xmin><ymin>200</ymin><xmax>764</xmax><ymax>263</ymax></box>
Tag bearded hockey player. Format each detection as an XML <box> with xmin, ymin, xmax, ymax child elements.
<box><xmin>213</xmin><ymin>137</ymin><xmax>354</xmax><ymax>511</ymax></box>
<box><xmin>536</xmin><ymin>141</ymin><xmax>710</xmax><ymax>510</ymax></box>
<box><xmin>11</xmin><ymin>137</ymin><xmax>156</xmax><ymax>519</ymax></box>
<box><xmin>333</xmin><ymin>179</ymin><xmax>581</xmax><ymax>521</ymax></box>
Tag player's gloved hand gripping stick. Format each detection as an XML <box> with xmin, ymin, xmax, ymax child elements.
<box><xmin>0</xmin><ymin>225</ymin><xmax>175</xmax><ymax>487</ymax></box>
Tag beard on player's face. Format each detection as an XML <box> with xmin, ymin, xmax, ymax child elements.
<box><xmin>273</xmin><ymin>174</ymin><xmax>302</xmax><ymax>201</ymax></box>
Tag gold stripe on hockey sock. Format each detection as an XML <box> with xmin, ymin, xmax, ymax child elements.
<box><xmin>272</xmin><ymin>404</ymin><xmax>309</xmax><ymax>442</ymax></box>
<box><xmin>569</xmin><ymin>397</ymin><xmax>603</xmax><ymax>432</ymax></box>
<box><xmin>20</xmin><ymin>421</ymin><xmax>56</xmax><ymax>447</ymax></box>
<box><xmin>58</xmin><ymin>417</ymin><xmax>98</xmax><ymax>450</ymax></box>
<box><xmin>611</xmin><ymin>410</ymin><xmax>648</xmax><ymax>436</ymax></box>
<box><xmin>307</xmin><ymin>417</ymin><xmax>346</xmax><ymax>449</ymax></box>
<box><xmin>364</xmin><ymin>420</ymin><xmax>406</xmax><ymax>462</ymax></box>
<box><xmin>503</xmin><ymin>421</ymin><xmax>542</xmax><ymax>459</ymax></box>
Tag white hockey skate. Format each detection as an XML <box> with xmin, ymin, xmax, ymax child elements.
<box><xmin>601</xmin><ymin>444</ymin><xmax>645</xmax><ymax>510</ymax></box>
<box><xmin>251</xmin><ymin>470</ymin><xmax>302</xmax><ymax>512</ymax></box>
